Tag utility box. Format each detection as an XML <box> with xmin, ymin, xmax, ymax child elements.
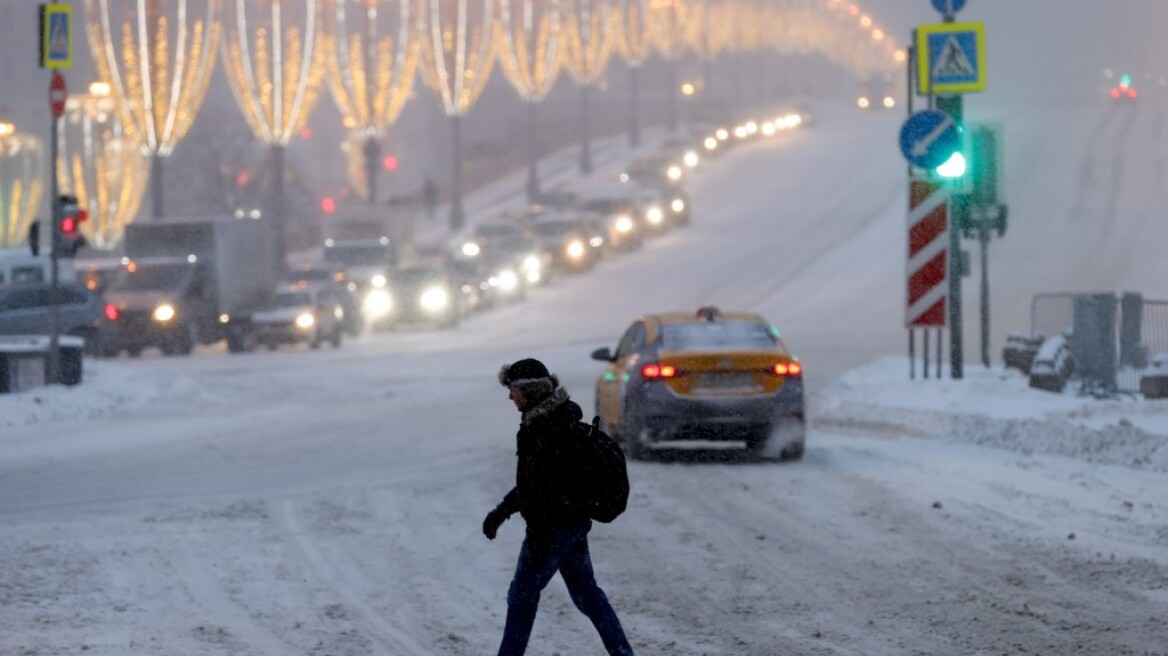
<box><xmin>1072</xmin><ymin>294</ymin><xmax>1118</xmax><ymax>394</ymax></box>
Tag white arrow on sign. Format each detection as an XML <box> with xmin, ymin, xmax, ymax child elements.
<box><xmin>910</xmin><ymin>113</ymin><xmax>955</xmax><ymax>158</ymax></box>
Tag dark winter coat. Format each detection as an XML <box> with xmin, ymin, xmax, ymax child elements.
<box><xmin>496</xmin><ymin>387</ymin><xmax>593</xmax><ymax>533</ymax></box>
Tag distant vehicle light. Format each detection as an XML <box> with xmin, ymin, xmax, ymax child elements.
<box><xmin>857</xmin><ymin>96</ymin><xmax>871</xmax><ymax>109</ymax></box>
<box><xmin>715</xmin><ymin>128</ymin><xmax>729</xmax><ymax>141</ymax></box>
<box><xmin>734</xmin><ymin>126</ymin><xmax>748</xmax><ymax>139</ymax></box>
<box><xmin>371</xmin><ymin>274</ymin><xmax>387</xmax><ymax>288</ymax></box>
<box><xmin>761</xmin><ymin>122</ymin><xmax>776</xmax><ymax>137</ymax></box>
<box><xmin>614</xmin><ymin>215</ymin><xmax>634</xmax><ymax>233</ymax></box>
<box><xmin>882</xmin><ymin>96</ymin><xmax>896</xmax><ymax>109</ymax></box>
<box><xmin>667</xmin><ymin>165</ymin><xmax>683</xmax><ymax>181</ymax></box>
<box><xmin>671</xmin><ymin>198</ymin><xmax>686</xmax><ymax>213</ymax></box>
<box><xmin>420</xmin><ymin>286</ymin><xmax>449</xmax><ymax>312</ymax></box>
<box><xmin>704</xmin><ymin>137</ymin><xmax>718</xmax><ymax>150</ymax></box>
<box><xmin>566</xmin><ymin>240</ymin><xmax>587</xmax><ymax>259</ymax></box>
<box><xmin>152</xmin><ymin>304</ymin><xmax>176</xmax><ymax>322</ymax></box>
<box><xmin>745</xmin><ymin>121</ymin><xmax>758</xmax><ymax>134</ymax></box>
<box><xmin>104</xmin><ymin>304</ymin><xmax>119</xmax><ymax>321</ymax></box>
<box><xmin>461</xmin><ymin>242</ymin><xmax>481</xmax><ymax>257</ymax></box>
<box><xmin>683</xmin><ymin>150</ymin><xmax>699</xmax><ymax>167</ymax></box>
<box><xmin>362</xmin><ymin>289</ymin><xmax>393</xmax><ymax>319</ymax></box>
<box><xmin>521</xmin><ymin>254</ymin><xmax>542</xmax><ymax>272</ymax></box>
<box><xmin>219</xmin><ymin>314</ymin><xmax>230</xmax><ymax>324</ymax></box>
<box><xmin>295</xmin><ymin>313</ymin><xmax>315</xmax><ymax>329</ymax></box>
<box><xmin>646</xmin><ymin>206</ymin><xmax>665</xmax><ymax>225</ymax></box>
<box><xmin>492</xmin><ymin>269</ymin><xmax>519</xmax><ymax>291</ymax></box>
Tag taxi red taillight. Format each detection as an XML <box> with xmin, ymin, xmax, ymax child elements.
<box><xmin>773</xmin><ymin>362</ymin><xmax>802</xmax><ymax>376</ymax></box>
<box><xmin>104</xmin><ymin>304</ymin><xmax>119</xmax><ymax>321</ymax></box>
<box><xmin>641</xmin><ymin>364</ymin><xmax>677</xmax><ymax>379</ymax></box>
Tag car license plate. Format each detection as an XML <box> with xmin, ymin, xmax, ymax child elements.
<box><xmin>695</xmin><ymin>372</ymin><xmax>757</xmax><ymax>391</ymax></box>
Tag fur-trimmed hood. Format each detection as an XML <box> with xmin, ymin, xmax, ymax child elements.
<box><xmin>519</xmin><ymin>386</ymin><xmax>573</xmax><ymax>426</ymax></box>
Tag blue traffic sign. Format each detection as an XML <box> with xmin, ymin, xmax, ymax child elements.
<box><xmin>931</xmin><ymin>0</ymin><xmax>966</xmax><ymax>15</ymax></box>
<box><xmin>899</xmin><ymin>110</ymin><xmax>959</xmax><ymax>169</ymax></box>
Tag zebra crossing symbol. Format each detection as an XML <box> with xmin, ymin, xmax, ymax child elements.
<box><xmin>916</xmin><ymin>22</ymin><xmax>985</xmax><ymax>94</ymax></box>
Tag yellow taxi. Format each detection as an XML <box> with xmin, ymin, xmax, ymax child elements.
<box><xmin>590</xmin><ymin>306</ymin><xmax>805</xmax><ymax>461</ymax></box>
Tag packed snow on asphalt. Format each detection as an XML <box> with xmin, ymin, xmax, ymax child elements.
<box><xmin>2</xmin><ymin>103</ymin><xmax>1166</xmax><ymax>656</ymax></box>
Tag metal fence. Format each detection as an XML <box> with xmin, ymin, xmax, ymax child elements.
<box><xmin>1030</xmin><ymin>292</ymin><xmax>1168</xmax><ymax>395</ymax></box>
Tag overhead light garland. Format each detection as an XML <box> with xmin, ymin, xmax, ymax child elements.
<box><xmin>85</xmin><ymin>0</ymin><xmax>221</xmax><ymax>219</ymax></box>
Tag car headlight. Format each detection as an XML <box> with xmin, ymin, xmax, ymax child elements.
<box><xmin>614</xmin><ymin>215</ymin><xmax>634</xmax><ymax>233</ymax></box>
<box><xmin>683</xmin><ymin>150</ymin><xmax>699</xmax><ymax>167</ymax></box>
<box><xmin>703</xmin><ymin>136</ymin><xmax>718</xmax><ymax>151</ymax></box>
<box><xmin>566</xmin><ymin>240</ymin><xmax>586</xmax><ymax>259</ymax></box>
<box><xmin>419</xmin><ymin>286</ymin><xmax>449</xmax><ymax>312</ymax></box>
<box><xmin>715</xmin><ymin>128</ymin><xmax>729</xmax><ymax>141</ymax></box>
<box><xmin>461</xmin><ymin>242</ymin><xmax>481</xmax><ymax>257</ymax></box>
<box><xmin>521</xmin><ymin>254</ymin><xmax>541</xmax><ymax>272</ymax></box>
<box><xmin>667</xmin><ymin>165</ymin><xmax>683</xmax><ymax>181</ymax></box>
<box><xmin>671</xmin><ymin>198</ymin><xmax>686</xmax><ymax>213</ymax></box>
<box><xmin>152</xmin><ymin>303</ymin><xmax>176</xmax><ymax>322</ymax></box>
<box><xmin>295</xmin><ymin>312</ymin><xmax>315</xmax><ymax>329</ymax></box>
<box><xmin>371</xmin><ymin>274</ymin><xmax>387</xmax><ymax>288</ymax></box>
<box><xmin>491</xmin><ymin>269</ymin><xmax>519</xmax><ymax>291</ymax></box>
<box><xmin>646</xmin><ymin>206</ymin><xmax>664</xmax><ymax>225</ymax></box>
<box><xmin>589</xmin><ymin>235</ymin><xmax>605</xmax><ymax>248</ymax></box>
<box><xmin>362</xmin><ymin>289</ymin><xmax>393</xmax><ymax>319</ymax></box>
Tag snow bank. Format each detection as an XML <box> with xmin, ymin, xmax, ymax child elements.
<box><xmin>817</xmin><ymin>356</ymin><xmax>1168</xmax><ymax>472</ymax></box>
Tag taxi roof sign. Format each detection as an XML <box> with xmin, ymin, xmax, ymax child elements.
<box><xmin>39</xmin><ymin>3</ymin><xmax>73</xmax><ymax>70</ymax></box>
<box><xmin>916</xmin><ymin>22</ymin><xmax>985</xmax><ymax>95</ymax></box>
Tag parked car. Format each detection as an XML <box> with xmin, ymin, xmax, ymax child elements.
<box><xmin>0</xmin><ymin>282</ymin><xmax>112</xmax><ymax>355</ymax></box>
<box><xmin>251</xmin><ymin>282</ymin><xmax>345</xmax><ymax>350</ymax></box>
<box><xmin>590</xmin><ymin>306</ymin><xmax>805</xmax><ymax>461</ymax></box>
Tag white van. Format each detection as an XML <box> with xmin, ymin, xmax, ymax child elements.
<box><xmin>0</xmin><ymin>248</ymin><xmax>77</xmax><ymax>287</ymax></box>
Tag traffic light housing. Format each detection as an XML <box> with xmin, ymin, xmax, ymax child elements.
<box><xmin>53</xmin><ymin>194</ymin><xmax>88</xmax><ymax>258</ymax></box>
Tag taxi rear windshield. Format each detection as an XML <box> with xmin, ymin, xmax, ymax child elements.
<box><xmin>661</xmin><ymin>321</ymin><xmax>776</xmax><ymax>351</ymax></box>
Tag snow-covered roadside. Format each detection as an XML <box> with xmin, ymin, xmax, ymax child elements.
<box><xmin>816</xmin><ymin>356</ymin><xmax>1168</xmax><ymax>472</ymax></box>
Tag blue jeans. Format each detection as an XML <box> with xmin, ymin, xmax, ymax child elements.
<box><xmin>498</xmin><ymin>525</ymin><xmax>635</xmax><ymax>656</ymax></box>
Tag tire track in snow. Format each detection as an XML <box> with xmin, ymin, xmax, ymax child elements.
<box><xmin>278</xmin><ymin>500</ymin><xmax>436</xmax><ymax>656</ymax></box>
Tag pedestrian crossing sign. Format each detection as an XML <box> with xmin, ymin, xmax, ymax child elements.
<box><xmin>39</xmin><ymin>3</ymin><xmax>73</xmax><ymax>70</ymax></box>
<box><xmin>916</xmin><ymin>22</ymin><xmax>985</xmax><ymax>95</ymax></box>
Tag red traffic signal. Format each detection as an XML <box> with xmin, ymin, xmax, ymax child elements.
<box><xmin>55</xmin><ymin>195</ymin><xmax>89</xmax><ymax>257</ymax></box>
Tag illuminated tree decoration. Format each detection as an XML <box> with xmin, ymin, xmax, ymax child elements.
<box><xmin>0</xmin><ymin>122</ymin><xmax>43</xmax><ymax>249</ymax></box>
<box><xmin>222</xmin><ymin>0</ymin><xmax>327</xmax><ymax>147</ymax></box>
<box><xmin>57</xmin><ymin>82</ymin><xmax>151</xmax><ymax>250</ymax></box>
<box><xmin>498</xmin><ymin>0</ymin><xmax>564</xmax><ymax>198</ymax></box>
<box><xmin>221</xmin><ymin>0</ymin><xmax>328</xmax><ymax>267</ymax></box>
<box><xmin>563</xmin><ymin>0</ymin><xmax>616</xmax><ymax>173</ymax></box>
<box><xmin>648</xmin><ymin>0</ymin><xmax>688</xmax><ymax>132</ymax></box>
<box><xmin>615</xmin><ymin>0</ymin><xmax>653</xmax><ymax>146</ymax></box>
<box><xmin>86</xmin><ymin>0</ymin><xmax>221</xmax><ymax>219</ymax></box>
<box><xmin>323</xmin><ymin>0</ymin><xmax>421</xmax><ymax>204</ymax></box>
<box><xmin>418</xmin><ymin>0</ymin><xmax>497</xmax><ymax>229</ymax></box>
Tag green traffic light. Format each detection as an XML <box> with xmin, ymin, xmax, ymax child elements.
<box><xmin>936</xmin><ymin>152</ymin><xmax>967</xmax><ymax>178</ymax></box>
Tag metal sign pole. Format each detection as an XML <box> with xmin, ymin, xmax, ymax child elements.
<box><xmin>48</xmin><ymin>110</ymin><xmax>61</xmax><ymax>385</ymax></box>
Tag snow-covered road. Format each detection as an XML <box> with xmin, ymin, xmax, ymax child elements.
<box><xmin>2</xmin><ymin>103</ymin><xmax>1166</xmax><ymax>655</ymax></box>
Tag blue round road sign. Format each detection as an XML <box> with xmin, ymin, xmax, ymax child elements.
<box><xmin>931</xmin><ymin>0</ymin><xmax>966</xmax><ymax>15</ymax></box>
<box><xmin>899</xmin><ymin>110</ymin><xmax>959</xmax><ymax>169</ymax></box>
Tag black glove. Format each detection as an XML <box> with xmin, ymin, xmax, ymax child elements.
<box><xmin>483</xmin><ymin>507</ymin><xmax>509</xmax><ymax>540</ymax></box>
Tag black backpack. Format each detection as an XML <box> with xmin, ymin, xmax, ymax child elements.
<box><xmin>576</xmin><ymin>416</ymin><xmax>629</xmax><ymax>523</ymax></box>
